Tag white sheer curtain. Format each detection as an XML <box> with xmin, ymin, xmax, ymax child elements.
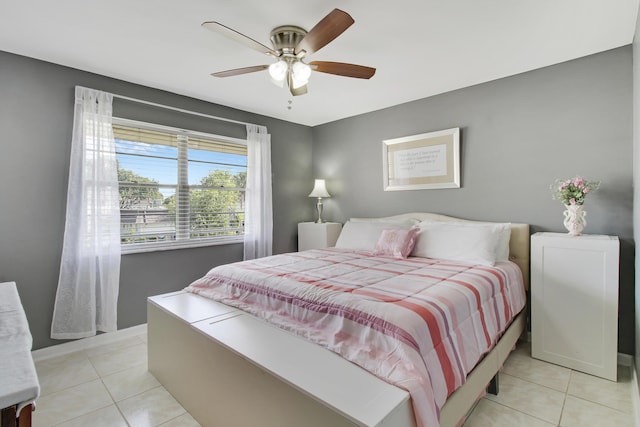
<box><xmin>51</xmin><ymin>87</ymin><xmax>121</xmax><ymax>339</ymax></box>
<box><xmin>243</xmin><ymin>124</ymin><xmax>273</xmax><ymax>260</ymax></box>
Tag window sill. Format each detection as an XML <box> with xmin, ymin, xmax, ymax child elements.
<box><xmin>121</xmin><ymin>235</ymin><xmax>244</xmax><ymax>255</ymax></box>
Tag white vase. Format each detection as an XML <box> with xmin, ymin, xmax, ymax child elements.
<box><xmin>563</xmin><ymin>204</ymin><xmax>587</xmax><ymax>236</ymax></box>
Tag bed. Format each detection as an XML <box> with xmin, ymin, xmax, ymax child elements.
<box><xmin>148</xmin><ymin>213</ymin><xmax>529</xmax><ymax>427</ymax></box>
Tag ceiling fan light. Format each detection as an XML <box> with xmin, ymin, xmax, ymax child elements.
<box><xmin>270</xmin><ymin>76</ymin><xmax>286</xmax><ymax>88</ymax></box>
<box><xmin>292</xmin><ymin>61</ymin><xmax>312</xmax><ymax>83</ymax></box>
<box><xmin>268</xmin><ymin>60</ymin><xmax>288</xmax><ymax>82</ymax></box>
<box><xmin>291</xmin><ymin>78</ymin><xmax>306</xmax><ymax>90</ymax></box>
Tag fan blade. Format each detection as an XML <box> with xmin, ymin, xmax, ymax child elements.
<box><xmin>202</xmin><ymin>21</ymin><xmax>277</xmax><ymax>57</ymax></box>
<box><xmin>309</xmin><ymin>61</ymin><xmax>376</xmax><ymax>79</ymax></box>
<box><xmin>211</xmin><ymin>65</ymin><xmax>269</xmax><ymax>78</ymax></box>
<box><xmin>295</xmin><ymin>9</ymin><xmax>354</xmax><ymax>57</ymax></box>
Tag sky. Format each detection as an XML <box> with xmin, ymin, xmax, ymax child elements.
<box><xmin>115</xmin><ymin>139</ymin><xmax>247</xmax><ymax>197</ymax></box>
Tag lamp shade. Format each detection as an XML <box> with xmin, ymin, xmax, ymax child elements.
<box><xmin>308</xmin><ymin>179</ymin><xmax>330</xmax><ymax>198</ymax></box>
<box><xmin>291</xmin><ymin>61</ymin><xmax>312</xmax><ymax>88</ymax></box>
<box><xmin>268</xmin><ymin>60</ymin><xmax>288</xmax><ymax>81</ymax></box>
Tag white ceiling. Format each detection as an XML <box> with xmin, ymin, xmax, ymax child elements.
<box><xmin>1</xmin><ymin>1</ymin><xmax>638</xmax><ymax>126</ymax></box>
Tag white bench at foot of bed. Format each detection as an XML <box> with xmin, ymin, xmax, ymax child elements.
<box><xmin>148</xmin><ymin>291</ymin><xmax>414</xmax><ymax>427</ymax></box>
<box><xmin>148</xmin><ymin>291</ymin><xmax>526</xmax><ymax>427</ymax></box>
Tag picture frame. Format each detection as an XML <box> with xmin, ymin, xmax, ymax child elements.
<box><xmin>382</xmin><ymin>127</ymin><xmax>460</xmax><ymax>191</ymax></box>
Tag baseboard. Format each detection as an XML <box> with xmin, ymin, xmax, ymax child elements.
<box><xmin>619</xmin><ymin>353</ymin><xmax>634</xmax><ymax>367</ymax></box>
<box><xmin>632</xmin><ymin>361</ymin><xmax>640</xmax><ymax>427</ymax></box>
<box><xmin>32</xmin><ymin>323</ymin><xmax>147</xmax><ymax>362</ymax></box>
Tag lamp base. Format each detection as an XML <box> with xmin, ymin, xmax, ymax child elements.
<box><xmin>315</xmin><ymin>198</ymin><xmax>324</xmax><ymax>223</ymax></box>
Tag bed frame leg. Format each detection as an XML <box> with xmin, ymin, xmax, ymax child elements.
<box><xmin>487</xmin><ymin>373</ymin><xmax>499</xmax><ymax>395</ymax></box>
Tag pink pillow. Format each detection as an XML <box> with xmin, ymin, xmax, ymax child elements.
<box><xmin>374</xmin><ymin>228</ymin><xmax>419</xmax><ymax>259</ymax></box>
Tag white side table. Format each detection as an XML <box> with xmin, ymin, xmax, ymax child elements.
<box><xmin>531</xmin><ymin>232</ymin><xmax>619</xmax><ymax>380</ymax></box>
<box><xmin>298</xmin><ymin>222</ymin><xmax>342</xmax><ymax>251</ymax></box>
<box><xmin>0</xmin><ymin>282</ymin><xmax>39</xmax><ymax>426</ymax></box>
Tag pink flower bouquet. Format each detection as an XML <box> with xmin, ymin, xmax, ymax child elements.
<box><xmin>551</xmin><ymin>177</ymin><xmax>600</xmax><ymax>206</ymax></box>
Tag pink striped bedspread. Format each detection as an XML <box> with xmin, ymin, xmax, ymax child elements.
<box><xmin>185</xmin><ymin>248</ymin><xmax>526</xmax><ymax>427</ymax></box>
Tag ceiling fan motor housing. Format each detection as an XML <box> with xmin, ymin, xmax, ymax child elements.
<box><xmin>270</xmin><ymin>26</ymin><xmax>307</xmax><ymax>56</ymax></box>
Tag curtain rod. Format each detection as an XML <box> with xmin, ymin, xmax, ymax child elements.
<box><xmin>110</xmin><ymin>92</ymin><xmax>256</xmax><ymax>128</ymax></box>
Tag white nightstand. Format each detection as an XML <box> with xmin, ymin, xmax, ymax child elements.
<box><xmin>297</xmin><ymin>222</ymin><xmax>342</xmax><ymax>251</ymax></box>
<box><xmin>531</xmin><ymin>232</ymin><xmax>619</xmax><ymax>380</ymax></box>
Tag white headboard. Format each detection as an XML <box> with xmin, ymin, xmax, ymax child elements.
<box><xmin>352</xmin><ymin>213</ymin><xmax>530</xmax><ymax>290</ymax></box>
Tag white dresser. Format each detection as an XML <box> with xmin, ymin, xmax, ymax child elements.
<box><xmin>531</xmin><ymin>232</ymin><xmax>619</xmax><ymax>381</ymax></box>
<box><xmin>297</xmin><ymin>222</ymin><xmax>342</xmax><ymax>251</ymax></box>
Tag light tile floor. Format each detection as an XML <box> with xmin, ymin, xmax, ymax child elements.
<box><xmin>464</xmin><ymin>342</ymin><xmax>636</xmax><ymax>427</ymax></box>
<box><xmin>33</xmin><ymin>334</ymin><xmax>199</xmax><ymax>427</ymax></box>
<box><xmin>32</xmin><ymin>336</ymin><xmax>636</xmax><ymax>426</ymax></box>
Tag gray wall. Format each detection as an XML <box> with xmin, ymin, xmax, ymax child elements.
<box><xmin>0</xmin><ymin>51</ymin><xmax>314</xmax><ymax>350</ymax></box>
<box><xmin>312</xmin><ymin>46</ymin><xmax>635</xmax><ymax>354</ymax></box>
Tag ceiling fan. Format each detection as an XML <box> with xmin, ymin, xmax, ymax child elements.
<box><xmin>202</xmin><ymin>8</ymin><xmax>376</xmax><ymax>96</ymax></box>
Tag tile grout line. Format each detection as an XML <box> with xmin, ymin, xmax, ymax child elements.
<box><xmin>35</xmin><ymin>338</ymin><xmax>147</xmax><ymax>397</ymax></box>
<box><xmin>114</xmin><ymin>384</ymin><xmax>168</xmax><ymax>426</ymax></box>
<box><xmin>86</xmin><ymin>345</ymin><xmax>125</xmax><ymax>422</ymax></box>
<box><xmin>506</xmin><ymin>358</ymin><xmax>634</xmax><ymax>415</ymax></box>
<box><xmin>51</xmin><ymin>352</ymin><xmax>119</xmax><ymax>426</ymax></box>
<box><xmin>493</xmin><ymin>358</ymin><xmax>634</xmax><ymax>425</ymax></box>
<box><xmin>83</xmin><ymin>335</ymin><xmax>147</xmax><ymax>359</ymax></box>
<box><xmin>48</xmin><ymin>401</ymin><xmax>116</xmax><ymax>427</ymax></box>
<box><xmin>564</xmin><ymin>367</ymin><xmax>635</xmax><ymax>415</ymax></box>
<box><xmin>93</xmin><ymin>350</ymin><xmax>166</xmax><ymax>427</ymax></box>
<box><xmin>32</xmin><ymin>325</ymin><xmax>148</xmax><ymax>362</ymax></box>
<box><xmin>566</xmin><ymin>394</ymin><xmax>635</xmax><ymax>415</ymax></box>
<box><xmin>36</xmin><ymin>346</ymin><xmax>150</xmax><ymax>426</ymax></box>
<box><xmin>557</xmin><ymin>371</ymin><xmax>570</xmax><ymax>427</ymax></box>
<box><xmin>499</xmin><ymin>371</ymin><xmax>570</xmax><ymax>395</ymax></box>
<box><xmin>482</xmin><ymin>398</ymin><xmax>559</xmax><ymax>426</ymax></box>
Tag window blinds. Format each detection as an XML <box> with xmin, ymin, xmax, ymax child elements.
<box><xmin>113</xmin><ymin>119</ymin><xmax>247</xmax><ymax>252</ymax></box>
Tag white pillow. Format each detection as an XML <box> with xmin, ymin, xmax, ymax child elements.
<box><xmin>493</xmin><ymin>223</ymin><xmax>511</xmax><ymax>262</ymax></box>
<box><xmin>335</xmin><ymin>221</ymin><xmax>413</xmax><ymax>251</ymax></box>
<box><xmin>411</xmin><ymin>222</ymin><xmax>507</xmax><ymax>266</ymax></box>
<box><xmin>416</xmin><ymin>220</ymin><xmax>511</xmax><ymax>262</ymax></box>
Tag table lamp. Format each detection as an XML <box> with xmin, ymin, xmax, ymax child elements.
<box><xmin>308</xmin><ymin>179</ymin><xmax>331</xmax><ymax>223</ymax></box>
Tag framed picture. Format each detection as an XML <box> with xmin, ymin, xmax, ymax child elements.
<box><xmin>382</xmin><ymin>127</ymin><xmax>460</xmax><ymax>191</ymax></box>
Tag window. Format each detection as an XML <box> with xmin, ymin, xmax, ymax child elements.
<box><xmin>113</xmin><ymin>118</ymin><xmax>247</xmax><ymax>253</ymax></box>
